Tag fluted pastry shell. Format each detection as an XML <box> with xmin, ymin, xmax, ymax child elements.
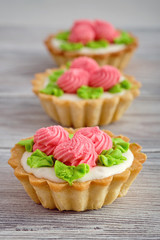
<box><xmin>32</xmin><ymin>69</ymin><xmax>141</xmax><ymax>128</ymax></box>
<box><xmin>8</xmin><ymin>129</ymin><xmax>147</xmax><ymax>211</ymax></box>
<box><xmin>45</xmin><ymin>33</ymin><xmax>138</xmax><ymax>70</ymax></box>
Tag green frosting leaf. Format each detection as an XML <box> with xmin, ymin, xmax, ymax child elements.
<box><xmin>48</xmin><ymin>70</ymin><xmax>64</xmax><ymax>83</ymax></box>
<box><xmin>98</xmin><ymin>137</ymin><xmax>130</xmax><ymax>167</ymax></box>
<box><xmin>120</xmin><ymin>79</ymin><xmax>132</xmax><ymax>89</ymax></box>
<box><xmin>112</xmin><ymin>138</ymin><xmax>129</xmax><ymax>153</ymax></box>
<box><xmin>108</xmin><ymin>79</ymin><xmax>132</xmax><ymax>94</ymax></box>
<box><xmin>108</xmin><ymin>84</ymin><xmax>123</xmax><ymax>93</ymax></box>
<box><xmin>69</xmin><ymin>134</ymin><xmax>74</xmax><ymax>139</ymax></box>
<box><xmin>40</xmin><ymin>69</ymin><xmax>64</xmax><ymax>97</ymax></box>
<box><xmin>66</xmin><ymin>61</ymin><xmax>71</xmax><ymax>69</ymax></box>
<box><xmin>77</xmin><ymin>85</ymin><xmax>104</xmax><ymax>99</ymax></box>
<box><xmin>86</xmin><ymin>39</ymin><xmax>109</xmax><ymax>49</ymax></box>
<box><xmin>60</xmin><ymin>42</ymin><xmax>83</xmax><ymax>51</ymax></box>
<box><xmin>98</xmin><ymin>148</ymin><xmax>127</xmax><ymax>167</ymax></box>
<box><xmin>56</xmin><ymin>31</ymin><xmax>70</xmax><ymax>41</ymax></box>
<box><xmin>27</xmin><ymin>149</ymin><xmax>54</xmax><ymax>168</ymax></box>
<box><xmin>54</xmin><ymin>160</ymin><xmax>90</xmax><ymax>185</ymax></box>
<box><xmin>114</xmin><ymin>31</ymin><xmax>133</xmax><ymax>45</ymax></box>
<box><xmin>18</xmin><ymin>138</ymin><xmax>34</xmax><ymax>152</ymax></box>
<box><xmin>40</xmin><ymin>83</ymin><xmax>64</xmax><ymax>97</ymax></box>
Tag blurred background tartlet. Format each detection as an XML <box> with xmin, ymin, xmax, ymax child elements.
<box><xmin>32</xmin><ymin>57</ymin><xmax>141</xmax><ymax>128</ymax></box>
<box><xmin>45</xmin><ymin>19</ymin><xmax>138</xmax><ymax>69</ymax></box>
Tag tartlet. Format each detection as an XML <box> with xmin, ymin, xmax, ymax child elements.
<box><xmin>45</xmin><ymin>19</ymin><xmax>138</xmax><ymax>69</ymax></box>
<box><xmin>32</xmin><ymin>57</ymin><xmax>141</xmax><ymax>128</ymax></box>
<box><xmin>8</xmin><ymin>126</ymin><xmax>147</xmax><ymax>211</ymax></box>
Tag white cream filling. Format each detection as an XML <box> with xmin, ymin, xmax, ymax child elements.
<box><xmin>44</xmin><ymin>75</ymin><xmax>126</xmax><ymax>101</ymax></box>
<box><xmin>58</xmin><ymin>90</ymin><xmax>125</xmax><ymax>101</ymax></box>
<box><xmin>21</xmin><ymin>149</ymin><xmax>134</xmax><ymax>183</ymax></box>
<box><xmin>52</xmin><ymin>38</ymin><xmax>126</xmax><ymax>55</ymax></box>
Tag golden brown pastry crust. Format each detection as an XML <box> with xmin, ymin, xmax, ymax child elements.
<box><xmin>8</xmin><ymin>129</ymin><xmax>146</xmax><ymax>211</ymax></box>
<box><xmin>45</xmin><ymin>33</ymin><xmax>138</xmax><ymax>70</ymax></box>
<box><xmin>32</xmin><ymin>69</ymin><xmax>141</xmax><ymax>128</ymax></box>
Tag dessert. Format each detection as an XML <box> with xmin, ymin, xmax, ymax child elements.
<box><xmin>45</xmin><ymin>19</ymin><xmax>138</xmax><ymax>69</ymax></box>
<box><xmin>8</xmin><ymin>126</ymin><xmax>147</xmax><ymax>211</ymax></box>
<box><xmin>32</xmin><ymin>57</ymin><xmax>141</xmax><ymax>128</ymax></box>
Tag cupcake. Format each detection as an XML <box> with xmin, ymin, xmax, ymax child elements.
<box><xmin>45</xmin><ymin>19</ymin><xmax>138</xmax><ymax>69</ymax></box>
<box><xmin>32</xmin><ymin>56</ymin><xmax>141</xmax><ymax>128</ymax></box>
<box><xmin>8</xmin><ymin>126</ymin><xmax>146</xmax><ymax>211</ymax></box>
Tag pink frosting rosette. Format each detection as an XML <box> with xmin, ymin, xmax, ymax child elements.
<box><xmin>70</xmin><ymin>56</ymin><xmax>99</xmax><ymax>74</ymax></box>
<box><xmin>75</xmin><ymin>127</ymin><xmax>112</xmax><ymax>155</ymax></box>
<box><xmin>33</xmin><ymin>126</ymin><xmax>69</xmax><ymax>156</ymax></box>
<box><xmin>54</xmin><ymin>134</ymin><xmax>98</xmax><ymax>168</ymax></box>
<box><xmin>93</xmin><ymin>20</ymin><xmax>120</xmax><ymax>42</ymax></box>
<box><xmin>71</xmin><ymin>20</ymin><xmax>94</xmax><ymax>30</ymax></box>
<box><xmin>69</xmin><ymin>20</ymin><xmax>95</xmax><ymax>44</ymax></box>
<box><xmin>57</xmin><ymin>68</ymin><xmax>89</xmax><ymax>93</ymax></box>
<box><xmin>89</xmin><ymin>65</ymin><xmax>121</xmax><ymax>91</ymax></box>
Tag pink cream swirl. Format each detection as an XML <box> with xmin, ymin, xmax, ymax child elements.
<box><xmin>69</xmin><ymin>20</ymin><xmax>95</xmax><ymax>44</ymax></box>
<box><xmin>70</xmin><ymin>56</ymin><xmax>99</xmax><ymax>74</ymax></box>
<box><xmin>93</xmin><ymin>20</ymin><xmax>120</xmax><ymax>42</ymax></box>
<box><xmin>71</xmin><ymin>20</ymin><xmax>94</xmax><ymax>30</ymax></box>
<box><xmin>75</xmin><ymin>127</ymin><xmax>112</xmax><ymax>155</ymax></box>
<box><xmin>54</xmin><ymin>134</ymin><xmax>98</xmax><ymax>167</ymax></box>
<box><xmin>57</xmin><ymin>68</ymin><xmax>89</xmax><ymax>93</ymax></box>
<box><xmin>33</xmin><ymin>126</ymin><xmax>69</xmax><ymax>156</ymax></box>
<box><xmin>89</xmin><ymin>65</ymin><xmax>121</xmax><ymax>91</ymax></box>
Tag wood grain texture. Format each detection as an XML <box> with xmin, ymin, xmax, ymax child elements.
<box><xmin>0</xmin><ymin>26</ymin><xmax>160</xmax><ymax>239</ymax></box>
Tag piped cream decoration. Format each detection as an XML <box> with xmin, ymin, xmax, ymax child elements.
<box><xmin>21</xmin><ymin>149</ymin><xmax>134</xmax><ymax>183</ymax></box>
<box><xmin>44</xmin><ymin>75</ymin><xmax>126</xmax><ymax>101</ymax></box>
<box><xmin>52</xmin><ymin>38</ymin><xmax>126</xmax><ymax>55</ymax></box>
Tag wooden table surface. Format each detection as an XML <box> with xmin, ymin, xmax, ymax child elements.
<box><xmin>0</xmin><ymin>26</ymin><xmax>160</xmax><ymax>239</ymax></box>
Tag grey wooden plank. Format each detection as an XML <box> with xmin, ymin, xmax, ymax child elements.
<box><xmin>0</xmin><ymin>26</ymin><xmax>160</xmax><ymax>239</ymax></box>
<box><xmin>0</xmin><ymin>0</ymin><xmax>160</xmax><ymax>29</ymax></box>
<box><xmin>0</xmin><ymin>95</ymin><xmax>160</xmax><ymax>150</ymax></box>
<box><xmin>1</xmin><ymin>150</ymin><xmax>160</xmax><ymax>239</ymax></box>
